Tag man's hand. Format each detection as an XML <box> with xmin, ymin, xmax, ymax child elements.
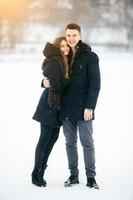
<box><xmin>84</xmin><ymin>108</ymin><xmax>93</xmax><ymax>121</ymax></box>
<box><xmin>43</xmin><ymin>77</ymin><xmax>50</xmax><ymax>88</ymax></box>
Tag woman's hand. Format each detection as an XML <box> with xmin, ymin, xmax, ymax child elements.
<box><xmin>43</xmin><ymin>77</ymin><xmax>50</xmax><ymax>88</ymax></box>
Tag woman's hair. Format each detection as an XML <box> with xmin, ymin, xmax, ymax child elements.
<box><xmin>48</xmin><ymin>36</ymin><xmax>70</xmax><ymax>110</ymax></box>
<box><xmin>53</xmin><ymin>36</ymin><xmax>69</xmax><ymax>79</ymax></box>
<box><xmin>53</xmin><ymin>36</ymin><xmax>66</xmax><ymax>49</ymax></box>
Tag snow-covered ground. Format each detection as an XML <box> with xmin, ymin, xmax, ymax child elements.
<box><xmin>0</xmin><ymin>48</ymin><xmax>133</xmax><ymax>200</ymax></box>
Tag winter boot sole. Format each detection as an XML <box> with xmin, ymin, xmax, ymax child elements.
<box><xmin>64</xmin><ymin>181</ymin><xmax>79</xmax><ymax>187</ymax></box>
<box><xmin>86</xmin><ymin>183</ymin><xmax>99</xmax><ymax>190</ymax></box>
<box><xmin>32</xmin><ymin>179</ymin><xmax>47</xmax><ymax>187</ymax></box>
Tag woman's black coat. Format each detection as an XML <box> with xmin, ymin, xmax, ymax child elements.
<box><xmin>33</xmin><ymin>43</ymin><xmax>68</xmax><ymax>127</ymax></box>
<box><xmin>60</xmin><ymin>40</ymin><xmax>101</xmax><ymax>124</ymax></box>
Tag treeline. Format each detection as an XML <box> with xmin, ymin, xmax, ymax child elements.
<box><xmin>0</xmin><ymin>0</ymin><xmax>133</xmax><ymax>49</ymax></box>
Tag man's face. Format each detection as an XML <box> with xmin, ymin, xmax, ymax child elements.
<box><xmin>65</xmin><ymin>29</ymin><xmax>81</xmax><ymax>48</ymax></box>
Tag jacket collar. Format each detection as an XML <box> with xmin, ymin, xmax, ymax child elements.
<box><xmin>76</xmin><ymin>40</ymin><xmax>91</xmax><ymax>53</ymax></box>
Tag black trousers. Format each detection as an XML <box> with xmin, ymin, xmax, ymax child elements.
<box><xmin>34</xmin><ymin>123</ymin><xmax>60</xmax><ymax>170</ymax></box>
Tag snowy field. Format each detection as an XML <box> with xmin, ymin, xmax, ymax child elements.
<box><xmin>0</xmin><ymin>47</ymin><xmax>133</xmax><ymax>200</ymax></box>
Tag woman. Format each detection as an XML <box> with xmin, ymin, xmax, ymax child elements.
<box><xmin>31</xmin><ymin>37</ymin><xmax>70</xmax><ymax>187</ymax></box>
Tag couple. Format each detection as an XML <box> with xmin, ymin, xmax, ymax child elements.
<box><xmin>31</xmin><ymin>23</ymin><xmax>101</xmax><ymax>189</ymax></box>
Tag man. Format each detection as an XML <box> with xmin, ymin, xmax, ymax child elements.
<box><xmin>44</xmin><ymin>23</ymin><xmax>100</xmax><ymax>189</ymax></box>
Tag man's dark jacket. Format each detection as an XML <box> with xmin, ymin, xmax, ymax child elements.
<box><xmin>60</xmin><ymin>40</ymin><xmax>101</xmax><ymax>124</ymax></box>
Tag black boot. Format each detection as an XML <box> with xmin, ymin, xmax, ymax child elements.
<box><xmin>86</xmin><ymin>177</ymin><xmax>99</xmax><ymax>189</ymax></box>
<box><xmin>31</xmin><ymin>169</ymin><xmax>37</xmax><ymax>184</ymax></box>
<box><xmin>31</xmin><ymin>168</ymin><xmax>47</xmax><ymax>187</ymax></box>
<box><xmin>64</xmin><ymin>175</ymin><xmax>79</xmax><ymax>187</ymax></box>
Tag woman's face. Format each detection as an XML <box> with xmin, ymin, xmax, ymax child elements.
<box><xmin>60</xmin><ymin>40</ymin><xmax>70</xmax><ymax>55</ymax></box>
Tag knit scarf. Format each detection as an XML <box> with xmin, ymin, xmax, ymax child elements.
<box><xmin>46</xmin><ymin>56</ymin><xmax>64</xmax><ymax>110</ymax></box>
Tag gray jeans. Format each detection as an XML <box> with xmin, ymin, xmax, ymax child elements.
<box><xmin>62</xmin><ymin>119</ymin><xmax>96</xmax><ymax>178</ymax></box>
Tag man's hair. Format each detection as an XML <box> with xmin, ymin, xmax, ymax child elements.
<box><xmin>65</xmin><ymin>23</ymin><xmax>81</xmax><ymax>33</ymax></box>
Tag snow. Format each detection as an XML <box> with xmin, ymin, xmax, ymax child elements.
<box><xmin>24</xmin><ymin>24</ymin><xmax>61</xmax><ymax>43</ymax></box>
<box><xmin>84</xmin><ymin>27</ymin><xmax>129</xmax><ymax>45</ymax></box>
<box><xmin>2</xmin><ymin>22</ymin><xmax>130</xmax><ymax>52</ymax></box>
<box><xmin>0</xmin><ymin>48</ymin><xmax>133</xmax><ymax>200</ymax></box>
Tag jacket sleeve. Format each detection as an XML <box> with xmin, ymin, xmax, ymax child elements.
<box><xmin>42</xmin><ymin>60</ymin><xmax>70</xmax><ymax>92</ymax></box>
<box><xmin>86</xmin><ymin>52</ymin><xmax>101</xmax><ymax>110</ymax></box>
